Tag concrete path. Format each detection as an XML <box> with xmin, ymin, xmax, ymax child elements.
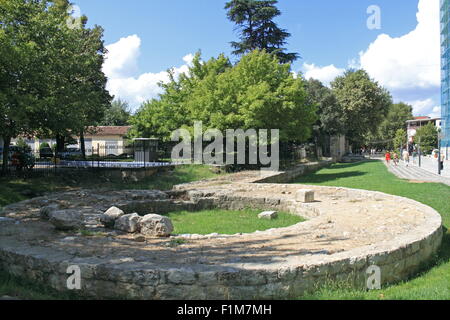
<box><xmin>383</xmin><ymin>159</ymin><xmax>450</xmax><ymax>186</ymax></box>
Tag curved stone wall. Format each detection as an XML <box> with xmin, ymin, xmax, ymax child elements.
<box><xmin>0</xmin><ymin>162</ymin><xmax>444</xmax><ymax>299</ymax></box>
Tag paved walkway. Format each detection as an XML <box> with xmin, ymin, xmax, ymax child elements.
<box><xmin>383</xmin><ymin>159</ymin><xmax>450</xmax><ymax>186</ymax></box>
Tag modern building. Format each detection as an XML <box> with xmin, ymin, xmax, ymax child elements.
<box><xmin>406</xmin><ymin>116</ymin><xmax>442</xmax><ymax>145</ymax></box>
<box><xmin>441</xmin><ymin>0</ymin><xmax>450</xmax><ymax>154</ymax></box>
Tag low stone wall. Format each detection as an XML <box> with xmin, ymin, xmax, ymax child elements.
<box><xmin>253</xmin><ymin>160</ymin><xmax>334</xmax><ymax>184</ymax></box>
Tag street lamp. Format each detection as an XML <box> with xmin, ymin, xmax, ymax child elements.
<box><xmin>313</xmin><ymin>125</ymin><xmax>320</xmax><ymax>160</ymax></box>
<box><xmin>418</xmin><ymin>136</ymin><xmax>422</xmax><ymax>168</ymax></box>
<box><xmin>438</xmin><ymin>130</ymin><xmax>443</xmax><ymax>175</ymax></box>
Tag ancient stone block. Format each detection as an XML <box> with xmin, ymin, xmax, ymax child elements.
<box><xmin>296</xmin><ymin>189</ymin><xmax>315</xmax><ymax>203</ymax></box>
<box><xmin>49</xmin><ymin>210</ymin><xmax>83</xmax><ymax>231</ymax></box>
<box><xmin>100</xmin><ymin>206</ymin><xmax>125</xmax><ymax>228</ymax></box>
<box><xmin>258</xmin><ymin>211</ymin><xmax>278</xmax><ymax>220</ymax></box>
<box><xmin>114</xmin><ymin>213</ymin><xmax>142</xmax><ymax>233</ymax></box>
<box><xmin>138</xmin><ymin>214</ymin><xmax>173</xmax><ymax>237</ymax></box>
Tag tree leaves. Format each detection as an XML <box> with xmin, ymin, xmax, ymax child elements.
<box><xmin>130</xmin><ymin>50</ymin><xmax>316</xmax><ymax>143</ymax></box>
<box><xmin>225</xmin><ymin>0</ymin><xmax>299</xmax><ymax>64</ymax></box>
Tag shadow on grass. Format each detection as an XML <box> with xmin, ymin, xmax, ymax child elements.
<box><xmin>296</xmin><ymin>170</ymin><xmax>367</xmax><ymax>184</ymax></box>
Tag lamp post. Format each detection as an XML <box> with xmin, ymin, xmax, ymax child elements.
<box><xmin>418</xmin><ymin>137</ymin><xmax>421</xmax><ymax>168</ymax></box>
<box><xmin>438</xmin><ymin>131</ymin><xmax>443</xmax><ymax>175</ymax></box>
<box><xmin>313</xmin><ymin>125</ymin><xmax>320</xmax><ymax>160</ymax></box>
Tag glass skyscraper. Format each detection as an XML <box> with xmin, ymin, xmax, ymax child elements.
<box><xmin>441</xmin><ymin>0</ymin><xmax>450</xmax><ymax>151</ymax></box>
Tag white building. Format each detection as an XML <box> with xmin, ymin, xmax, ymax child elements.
<box><xmin>406</xmin><ymin>117</ymin><xmax>442</xmax><ymax>145</ymax></box>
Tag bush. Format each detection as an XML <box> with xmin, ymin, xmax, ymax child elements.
<box><xmin>15</xmin><ymin>138</ymin><xmax>32</xmax><ymax>153</ymax></box>
<box><xmin>39</xmin><ymin>142</ymin><xmax>50</xmax><ymax>150</ymax></box>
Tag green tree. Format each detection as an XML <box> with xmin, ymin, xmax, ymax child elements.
<box><xmin>131</xmin><ymin>50</ymin><xmax>316</xmax><ymax>143</ymax></box>
<box><xmin>225</xmin><ymin>0</ymin><xmax>298</xmax><ymax>64</ymax></box>
<box><xmin>415</xmin><ymin>123</ymin><xmax>438</xmax><ymax>154</ymax></box>
<box><xmin>101</xmin><ymin>99</ymin><xmax>132</xmax><ymax>126</ymax></box>
<box><xmin>331</xmin><ymin>70</ymin><xmax>392</xmax><ymax>146</ymax></box>
<box><xmin>304</xmin><ymin>79</ymin><xmax>346</xmax><ymax>136</ymax></box>
<box><xmin>369</xmin><ymin>102</ymin><xmax>413</xmax><ymax>149</ymax></box>
<box><xmin>15</xmin><ymin>138</ymin><xmax>32</xmax><ymax>153</ymax></box>
<box><xmin>0</xmin><ymin>0</ymin><xmax>111</xmax><ymax>167</ymax></box>
<box><xmin>0</xmin><ymin>0</ymin><xmax>45</xmax><ymax>170</ymax></box>
<box><xmin>130</xmin><ymin>53</ymin><xmax>233</xmax><ymax>140</ymax></box>
<box><xmin>393</xmin><ymin>128</ymin><xmax>407</xmax><ymax>151</ymax></box>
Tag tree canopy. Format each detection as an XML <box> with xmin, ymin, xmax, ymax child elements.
<box><xmin>331</xmin><ymin>70</ymin><xmax>392</xmax><ymax>145</ymax></box>
<box><xmin>225</xmin><ymin>0</ymin><xmax>299</xmax><ymax>64</ymax></box>
<box><xmin>100</xmin><ymin>99</ymin><xmax>132</xmax><ymax>126</ymax></box>
<box><xmin>0</xmin><ymin>0</ymin><xmax>111</xmax><ymax>167</ymax></box>
<box><xmin>415</xmin><ymin>123</ymin><xmax>438</xmax><ymax>154</ymax></box>
<box><xmin>304</xmin><ymin>79</ymin><xmax>346</xmax><ymax>136</ymax></box>
<box><xmin>366</xmin><ymin>102</ymin><xmax>413</xmax><ymax>149</ymax></box>
<box><xmin>130</xmin><ymin>50</ymin><xmax>316</xmax><ymax>142</ymax></box>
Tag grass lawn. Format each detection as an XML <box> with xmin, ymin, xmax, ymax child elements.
<box><xmin>167</xmin><ymin>209</ymin><xmax>304</xmax><ymax>235</ymax></box>
<box><xmin>293</xmin><ymin>160</ymin><xmax>450</xmax><ymax>300</ymax></box>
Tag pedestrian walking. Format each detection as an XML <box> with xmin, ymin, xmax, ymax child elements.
<box><xmin>403</xmin><ymin>149</ymin><xmax>410</xmax><ymax>167</ymax></box>
<box><xmin>385</xmin><ymin>151</ymin><xmax>391</xmax><ymax>165</ymax></box>
<box><xmin>393</xmin><ymin>152</ymin><xmax>399</xmax><ymax>166</ymax></box>
<box><xmin>412</xmin><ymin>146</ymin><xmax>417</xmax><ymax>165</ymax></box>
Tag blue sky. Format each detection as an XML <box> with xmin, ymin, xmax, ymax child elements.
<box><xmin>74</xmin><ymin>0</ymin><xmax>441</xmax><ymax>117</ymax></box>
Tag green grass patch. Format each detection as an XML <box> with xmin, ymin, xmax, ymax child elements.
<box><xmin>293</xmin><ymin>160</ymin><xmax>450</xmax><ymax>300</ymax></box>
<box><xmin>166</xmin><ymin>209</ymin><xmax>305</xmax><ymax>235</ymax></box>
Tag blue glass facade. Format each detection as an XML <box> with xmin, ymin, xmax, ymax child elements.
<box><xmin>441</xmin><ymin>0</ymin><xmax>450</xmax><ymax>148</ymax></box>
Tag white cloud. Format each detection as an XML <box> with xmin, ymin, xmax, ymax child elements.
<box><xmin>301</xmin><ymin>63</ymin><xmax>345</xmax><ymax>86</ymax></box>
<box><xmin>301</xmin><ymin>0</ymin><xmax>441</xmax><ymax>118</ymax></box>
<box><xmin>429</xmin><ymin>106</ymin><xmax>442</xmax><ymax>118</ymax></box>
<box><xmin>406</xmin><ymin>98</ymin><xmax>441</xmax><ymax>117</ymax></box>
<box><xmin>358</xmin><ymin>0</ymin><xmax>440</xmax><ymax>90</ymax></box>
<box><xmin>102</xmin><ymin>35</ymin><xmax>193</xmax><ymax>111</ymax></box>
<box><xmin>103</xmin><ymin>35</ymin><xmax>141</xmax><ymax>79</ymax></box>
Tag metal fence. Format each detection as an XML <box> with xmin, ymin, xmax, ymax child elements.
<box><xmin>0</xmin><ymin>139</ymin><xmax>319</xmax><ymax>178</ymax></box>
<box><xmin>0</xmin><ymin>143</ymin><xmax>171</xmax><ymax>178</ymax></box>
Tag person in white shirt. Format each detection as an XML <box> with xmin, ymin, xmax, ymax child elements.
<box><xmin>402</xmin><ymin>149</ymin><xmax>410</xmax><ymax>167</ymax></box>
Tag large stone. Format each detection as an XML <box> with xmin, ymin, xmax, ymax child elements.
<box><xmin>114</xmin><ymin>213</ymin><xmax>142</xmax><ymax>233</ymax></box>
<box><xmin>258</xmin><ymin>211</ymin><xmax>278</xmax><ymax>220</ymax></box>
<box><xmin>39</xmin><ymin>204</ymin><xmax>60</xmax><ymax>220</ymax></box>
<box><xmin>139</xmin><ymin>214</ymin><xmax>173</xmax><ymax>237</ymax></box>
<box><xmin>100</xmin><ymin>206</ymin><xmax>125</xmax><ymax>228</ymax></box>
<box><xmin>104</xmin><ymin>206</ymin><xmax>125</xmax><ymax>219</ymax></box>
<box><xmin>49</xmin><ymin>210</ymin><xmax>83</xmax><ymax>231</ymax></box>
<box><xmin>296</xmin><ymin>189</ymin><xmax>315</xmax><ymax>203</ymax></box>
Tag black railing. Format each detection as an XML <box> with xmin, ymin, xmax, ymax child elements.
<box><xmin>0</xmin><ymin>144</ymin><xmax>170</xmax><ymax>178</ymax></box>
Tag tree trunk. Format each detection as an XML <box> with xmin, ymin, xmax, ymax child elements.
<box><xmin>80</xmin><ymin>129</ymin><xmax>86</xmax><ymax>160</ymax></box>
<box><xmin>2</xmin><ymin>136</ymin><xmax>11</xmax><ymax>174</ymax></box>
<box><xmin>56</xmin><ymin>134</ymin><xmax>65</xmax><ymax>156</ymax></box>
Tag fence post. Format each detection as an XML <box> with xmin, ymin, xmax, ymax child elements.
<box><xmin>144</xmin><ymin>140</ymin><xmax>147</xmax><ymax>169</ymax></box>
<box><xmin>97</xmin><ymin>144</ymin><xmax>100</xmax><ymax>169</ymax></box>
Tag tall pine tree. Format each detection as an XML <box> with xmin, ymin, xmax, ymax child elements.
<box><xmin>225</xmin><ymin>0</ymin><xmax>299</xmax><ymax>64</ymax></box>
